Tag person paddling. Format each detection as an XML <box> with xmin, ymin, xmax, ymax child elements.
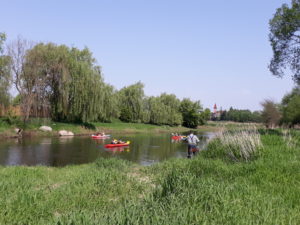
<box><xmin>186</xmin><ymin>132</ymin><xmax>200</xmax><ymax>158</ymax></box>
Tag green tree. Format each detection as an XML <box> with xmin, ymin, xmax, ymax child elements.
<box><xmin>252</xmin><ymin>111</ymin><xmax>263</xmax><ymax>123</ymax></box>
<box><xmin>21</xmin><ymin>43</ymin><xmax>118</xmax><ymax>123</ymax></box>
<box><xmin>223</xmin><ymin>107</ymin><xmax>262</xmax><ymax>123</ymax></box>
<box><xmin>158</xmin><ymin>93</ymin><xmax>182</xmax><ymax>126</ymax></box>
<box><xmin>146</xmin><ymin>93</ymin><xmax>182</xmax><ymax>126</ymax></box>
<box><xmin>269</xmin><ymin>0</ymin><xmax>300</xmax><ymax>83</ymax></box>
<box><xmin>281</xmin><ymin>87</ymin><xmax>300</xmax><ymax>126</ymax></box>
<box><xmin>0</xmin><ymin>32</ymin><xmax>11</xmax><ymax>111</ymax></box>
<box><xmin>118</xmin><ymin>82</ymin><xmax>145</xmax><ymax>123</ymax></box>
<box><xmin>200</xmin><ymin>108</ymin><xmax>211</xmax><ymax>123</ymax></box>
<box><xmin>179</xmin><ymin>98</ymin><xmax>203</xmax><ymax>128</ymax></box>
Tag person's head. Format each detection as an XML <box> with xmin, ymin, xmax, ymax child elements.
<box><xmin>190</xmin><ymin>132</ymin><xmax>194</xmax><ymax>135</ymax></box>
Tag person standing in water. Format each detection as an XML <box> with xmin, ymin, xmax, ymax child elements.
<box><xmin>186</xmin><ymin>132</ymin><xmax>200</xmax><ymax>158</ymax></box>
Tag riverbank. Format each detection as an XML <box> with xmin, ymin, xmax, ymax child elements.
<box><xmin>0</xmin><ymin>120</ymin><xmax>220</xmax><ymax>139</ymax></box>
<box><xmin>0</xmin><ymin>127</ymin><xmax>299</xmax><ymax>224</ymax></box>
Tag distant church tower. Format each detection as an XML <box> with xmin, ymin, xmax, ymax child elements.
<box><xmin>213</xmin><ymin>103</ymin><xmax>217</xmax><ymax>113</ymax></box>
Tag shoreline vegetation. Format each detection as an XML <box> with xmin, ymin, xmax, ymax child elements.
<box><xmin>0</xmin><ymin>124</ymin><xmax>299</xmax><ymax>224</ymax></box>
<box><xmin>0</xmin><ymin>120</ymin><xmax>221</xmax><ymax>139</ymax></box>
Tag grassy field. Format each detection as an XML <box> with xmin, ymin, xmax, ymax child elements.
<box><xmin>0</xmin><ymin>127</ymin><xmax>299</xmax><ymax>224</ymax></box>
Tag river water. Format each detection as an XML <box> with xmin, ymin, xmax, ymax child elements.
<box><xmin>0</xmin><ymin>132</ymin><xmax>214</xmax><ymax>166</ymax></box>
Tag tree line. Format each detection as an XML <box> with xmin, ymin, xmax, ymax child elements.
<box><xmin>0</xmin><ymin>34</ymin><xmax>208</xmax><ymax>128</ymax></box>
<box><xmin>260</xmin><ymin>87</ymin><xmax>300</xmax><ymax>128</ymax></box>
<box><xmin>212</xmin><ymin>108</ymin><xmax>262</xmax><ymax>123</ymax></box>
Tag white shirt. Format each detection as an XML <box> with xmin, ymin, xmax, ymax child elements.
<box><xmin>187</xmin><ymin>134</ymin><xmax>199</xmax><ymax>145</ymax></box>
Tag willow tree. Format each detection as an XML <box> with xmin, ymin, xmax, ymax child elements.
<box><xmin>118</xmin><ymin>82</ymin><xmax>145</xmax><ymax>123</ymax></box>
<box><xmin>22</xmin><ymin>43</ymin><xmax>118</xmax><ymax>123</ymax></box>
<box><xmin>146</xmin><ymin>93</ymin><xmax>182</xmax><ymax>126</ymax></box>
<box><xmin>23</xmin><ymin>43</ymin><xmax>69</xmax><ymax>119</ymax></box>
<box><xmin>0</xmin><ymin>33</ymin><xmax>11</xmax><ymax>113</ymax></box>
<box><xmin>159</xmin><ymin>93</ymin><xmax>182</xmax><ymax>125</ymax></box>
<box><xmin>147</xmin><ymin>96</ymin><xmax>168</xmax><ymax>125</ymax></box>
<box><xmin>66</xmin><ymin>47</ymin><xmax>119</xmax><ymax>122</ymax></box>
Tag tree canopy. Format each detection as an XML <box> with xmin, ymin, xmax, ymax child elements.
<box><xmin>13</xmin><ymin>43</ymin><xmax>118</xmax><ymax>123</ymax></box>
<box><xmin>118</xmin><ymin>82</ymin><xmax>145</xmax><ymax>123</ymax></box>
<box><xmin>1</xmin><ymin>34</ymin><xmax>209</xmax><ymax>127</ymax></box>
<box><xmin>0</xmin><ymin>33</ymin><xmax>11</xmax><ymax>109</ymax></box>
<box><xmin>179</xmin><ymin>98</ymin><xmax>203</xmax><ymax>128</ymax></box>
<box><xmin>281</xmin><ymin>87</ymin><xmax>300</xmax><ymax>125</ymax></box>
<box><xmin>146</xmin><ymin>93</ymin><xmax>182</xmax><ymax>126</ymax></box>
<box><xmin>269</xmin><ymin>0</ymin><xmax>300</xmax><ymax>84</ymax></box>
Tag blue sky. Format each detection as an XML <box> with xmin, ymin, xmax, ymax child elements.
<box><xmin>0</xmin><ymin>0</ymin><xmax>295</xmax><ymax>111</ymax></box>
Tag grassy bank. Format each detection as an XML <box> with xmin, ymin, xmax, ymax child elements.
<box><xmin>0</xmin><ymin>119</ymin><xmax>209</xmax><ymax>139</ymax></box>
<box><xmin>0</xmin><ymin>127</ymin><xmax>299</xmax><ymax>224</ymax></box>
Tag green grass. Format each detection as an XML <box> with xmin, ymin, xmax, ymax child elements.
<box><xmin>0</xmin><ymin>120</ymin><xmax>11</xmax><ymax>132</ymax></box>
<box><xmin>0</xmin><ymin>129</ymin><xmax>299</xmax><ymax>224</ymax></box>
<box><xmin>0</xmin><ymin>119</ymin><xmax>197</xmax><ymax>138</ymax></box>
<box><xmin>92</xmin><ymin>120</ymin><xmax>192</xmax><ymax>133</ymax></box>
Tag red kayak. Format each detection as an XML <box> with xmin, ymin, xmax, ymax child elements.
<box><xmin>91</xmin><ymin>134</ymin><xmax>110</xmax><ymax>139</ymax></box>
<box><xmin>172</xmin><ymin>136</ymin><xmax>184</xmax><ymax>140</ymax></box>
<box><xmin>104</xmin><ymin>141</ymin><xmax>130</xmax><ymax>148</ymax></box>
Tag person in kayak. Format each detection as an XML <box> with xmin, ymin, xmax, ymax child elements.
<box><xmin>117</xmin><ymin>140</ymin><xmax>125</xmax><ymax>144</ymax></box>
<box><xmin>186</xmin><ymin>132</ymin><xmax>200</xmax><ymax>158</ymax></box>
<box><xmin>111</xmin><ymin>139</ymin><xmax>118</xmax><ymax>144</ymax></box>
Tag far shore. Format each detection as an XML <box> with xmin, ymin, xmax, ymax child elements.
<box><xmin>0</xmin><ymin>121</ymin><xmax>221</xmax><ymax>139</ymax></box>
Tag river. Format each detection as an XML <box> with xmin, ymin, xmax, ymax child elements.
<box><xmin>0</xmin><ymin>132</ymin><xmax>214</xmax><ymax>166</ymax></box>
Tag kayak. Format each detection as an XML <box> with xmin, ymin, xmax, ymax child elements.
<box><xmin>105</xmin><ymin>141</ymin><xmax>130</xmax><ymax>148</ymax></box>
<box><xmin>172</xmin><ymin>136</ymin><xmax>181</xmax><ymax>140</ymax></box>
<box><xmin>171</xmin><ymin>136</ymin><xmax>186</xmax><ymax>140</ymax></box>
<box><xmin>91</xmin><ymin>134</ymin><xmax>111</xmax><ymax>139</ymax></box>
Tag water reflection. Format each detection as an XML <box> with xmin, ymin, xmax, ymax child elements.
<box><xmin>0</xmin><ymin>132</ymin><xmax>214</xmax><ymax>167</ymax></box>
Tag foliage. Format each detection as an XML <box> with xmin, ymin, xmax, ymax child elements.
<box><xmin>269</xmin><ymin>0</ymin><xmax>300</xmax><ymax>84</ymax></box>
<box><xmin>118</xmin><ymin>82</ymin><xmax>145</xmax><ymax>123</ymax></box>
<box><xmin>199</xmin><ymin>108</ymin><xmax>211</xmax><ymax>124</ymax></box>
<box><xmin>11</xmin><ymin>94</ymin><xmax>21</xmax><ymax>106</ymax></box>
<box><xmin>220</xmin><ymin>107</ymin><xmax>262</xmax><ymax>123</ymax></box>
<box><xmin>146</xmin><ymin>93</ymin><xmax>182</xmax><ymax>126</ymax></box>
<box><xmin>5</xmin><ymin>36</ymin><xmax>210</xmax><ymax>127</ymax></box>
<box><xmin>281</xmin><ymin>87</ymin><xmax>300</xmax><ymax>125</ymax></box>
<box><xmin>22</xmin><ymin>43</ymin><xmax>118</xmax><ymax>123</ymax></box>
<box><xmin>0</xmin><ymin>32</ymin><xmax>11</xmax><ymax>109</ymax></box>
<box><xmin>261</xmin><ymin>100</ymin><xmax>282</xmax><ymax>128</ymax></box>
<box><xmin>179</xmin><ymin>98</ymin><xmax>203</xmax><ymax>128</ymax></box>
<box><xmin>1</xmin><ymin>109</ymin><xmax>21</xmax><ymax>126</ymax></box>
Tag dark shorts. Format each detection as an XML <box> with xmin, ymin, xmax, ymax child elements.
<box><xmin>188</xmin><ymin>144</ymin><xmax>198</xmax><ymax>156</ymax></box>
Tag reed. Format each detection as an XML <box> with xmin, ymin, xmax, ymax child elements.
<box><xmin>205</xmin><ymin>126</ymin><xmax>262</xmax><ymax>161</ymax></box>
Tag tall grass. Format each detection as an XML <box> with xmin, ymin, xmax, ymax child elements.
<box><xmin>0</xmin><ymin>129</ymin><xmax>299</xmax><ymax>224</ymax></box>
<box><xmin>205</xmin><ymin>126</ymin><xmax>262</xmax><ymax>161</ymax></box>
